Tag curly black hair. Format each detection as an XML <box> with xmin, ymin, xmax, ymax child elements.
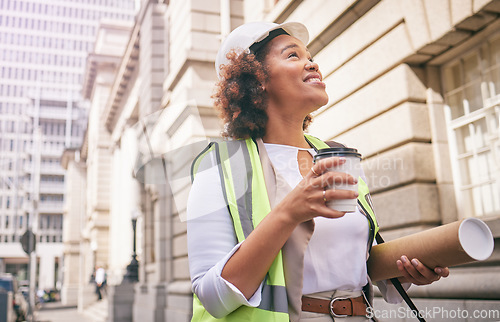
<box><xmin>213</xmin><ymin>44</ymin><xmax>312</xmax><ymax>139</ymax></box>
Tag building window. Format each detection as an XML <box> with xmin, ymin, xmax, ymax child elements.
<box><xmin>443</xmin><ymin>34</ymin><xmax>500</xmax><ymax>218</ymax></box>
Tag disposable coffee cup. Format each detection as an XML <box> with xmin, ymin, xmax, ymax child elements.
<box><xmin>313</xmin><ymin>147</ymin><xmax>362</xmax><ymax>212</ymax></box>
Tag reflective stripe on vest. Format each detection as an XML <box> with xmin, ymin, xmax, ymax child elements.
<box><xmin>191</xmin><ymin>139</ymin><xmax>289</xmax><ymax>322</ymax></box>
<box><xmin>190</xmin><ymin>135</ymin><xmax>379</xmax><ymax>321</ymax></box>
<box><xmin>358</xmin><ymin>178</ymin><xmax>379</xmax><ymax>253</ymax></box>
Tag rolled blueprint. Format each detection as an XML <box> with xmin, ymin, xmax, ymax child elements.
<box><xmin>367</xmin><ymin>218</ymin><xmax>494</xmax><ymax>282</ymax></box>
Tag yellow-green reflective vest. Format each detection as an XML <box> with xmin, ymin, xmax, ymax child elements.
<box><xmin>190</xmin><ymin>134</ymin><xmax>379</xmax><ymax>322</ymax></box>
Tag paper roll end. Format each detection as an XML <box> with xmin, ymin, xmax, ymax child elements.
<box><xmin>459</xmin><ymin>218</ymin><xmax>494</xmax><ymax>261</ymax></box>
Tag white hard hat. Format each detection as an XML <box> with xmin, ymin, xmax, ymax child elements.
<box><xmin>215</xmin><ymin>21</ymin><xmax>309</xmax><ymax>79</ymax></box>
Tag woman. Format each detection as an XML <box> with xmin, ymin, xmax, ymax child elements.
<box><xmin>187</xmin><ymin>22</ymin><xmax>449</xmax><ymax>322</ymax></box>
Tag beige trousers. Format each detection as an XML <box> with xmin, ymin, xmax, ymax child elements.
<box><xmin>299</xmin><ymin>290</ymin><xmax>370</xmax><ymax>322</ymax></box>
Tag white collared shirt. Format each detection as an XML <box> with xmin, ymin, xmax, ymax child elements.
<box><xmin>187</xmin><ymin>143</ymin><xmax>404</xmax><ymax>318</ymax></box>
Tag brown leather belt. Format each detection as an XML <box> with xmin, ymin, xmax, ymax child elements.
<box><xmin>302</xmin><ymin>295</ymin><xmax>368</xmax><ymax>318</ymax></box>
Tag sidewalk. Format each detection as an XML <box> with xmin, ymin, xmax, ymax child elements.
<box><xmin>35</xmin><ymin>302</ymin><xmax>93</xmax><ymax>322</ymax></box>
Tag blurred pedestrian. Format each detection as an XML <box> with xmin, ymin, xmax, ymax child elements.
<box><xmin>95</xmin><ymin>266</ymin><xmax>106</xmax><ymax>301</ymax></box>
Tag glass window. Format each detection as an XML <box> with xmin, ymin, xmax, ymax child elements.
<box><xmin>486</xmin><ymin>37</ymin><xmax>500</xmax><ymax>98</ymax></box>
<box><xmin>443</xmin><ymin>34</ymin><xmax>500</xmax><ymax>218</ymax></box>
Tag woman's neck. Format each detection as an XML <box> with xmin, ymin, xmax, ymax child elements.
<box><xmin>262</xmin><ymin>112</ymin><xmax>310</xmax><ymax>149</ymax></box>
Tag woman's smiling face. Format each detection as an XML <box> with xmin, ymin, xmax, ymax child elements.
<box><xmin>263</xmin><ymin>34</ymin><xmax>329</xmax><ymax>113</ymax></box>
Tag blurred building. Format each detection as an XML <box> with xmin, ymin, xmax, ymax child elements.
<box><xmin>69</xmin><ymin>0</ymin><xmax>500</xmax><ymax>321</ymax></box>
<box><xmin>62</xmin><ymin>20</ymin><xmax>134</xmax><ymax>307</ymax></box>
<box><xmin>0</xmin><ymin>0</ymin><xmax>135</xmax><ymax>293</ymax></box>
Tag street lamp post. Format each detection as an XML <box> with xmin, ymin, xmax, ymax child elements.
<box><xmin>90</xmin><ymin>241</ymin><xmax>98</xmax><ymax>284</ymax></box>
<box><xmin>123</xmin><ymin>211</ymin><xmax>139</xmax><ymax>282</ymax></box>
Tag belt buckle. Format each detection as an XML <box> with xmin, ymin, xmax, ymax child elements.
<box><xmin>329</xmin><ymin>297</ymin><xmax>349</xmax><ymax>318</ymax></box>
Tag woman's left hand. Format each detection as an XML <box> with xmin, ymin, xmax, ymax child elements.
<box><xmin>396</xmin><ymin>255</ymin><xmax>449</xmax><ymax>285</ymax></box>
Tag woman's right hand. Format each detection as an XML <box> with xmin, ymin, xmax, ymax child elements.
<box><xmin>219</xmin><ymin>157</ymin><xmax>358</xmax><ymax>300</ymax></box>
<box><xmin>275</xmin><ymin>156</ymin><xmax>359</xmax><ymax>225</ymax></box>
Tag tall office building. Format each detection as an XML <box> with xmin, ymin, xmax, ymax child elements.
<box><xmin>0</xmin><ymin>0</ymin><xmax>136</xmax><ymax>289</ymax></box>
